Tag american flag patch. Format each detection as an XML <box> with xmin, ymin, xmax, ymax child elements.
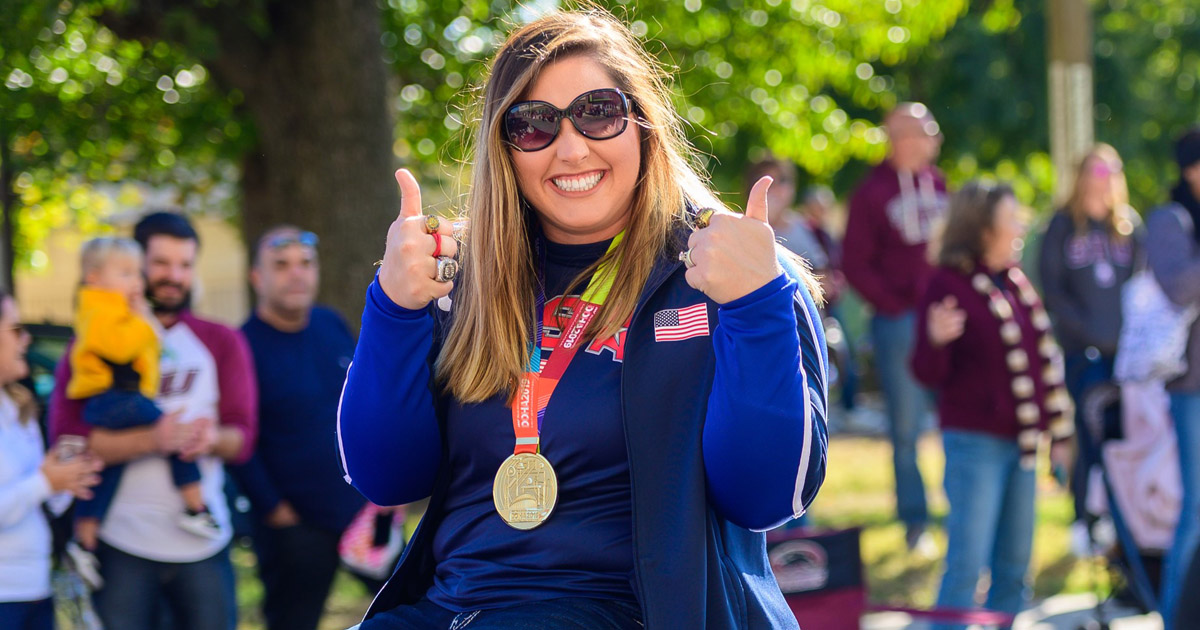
<box><xmin>653</xmin><ymin>303</ymin><xmax>709</xmax><ymax>342</ymax></box>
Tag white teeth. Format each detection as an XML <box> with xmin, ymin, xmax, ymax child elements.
<box><xmin>553</xmin><ymin>171</ymin><xmax>603</xmax><ymax>192</ymax></box>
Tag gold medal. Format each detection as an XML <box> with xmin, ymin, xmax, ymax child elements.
<box><xmin>493</xmin><ymin>452</ymin><xmax>559</xmax><ymax>530</ymax></box>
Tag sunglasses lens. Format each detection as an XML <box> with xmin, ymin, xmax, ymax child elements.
<box><xmin>505</xmin><ymin>103</ymin><xmax>559</xmax><ymax>151</ymax></box>
<box><xmin>571</xmin><ymin>90</ymin><xmax>628</xmax><ymax>139</ymax></box>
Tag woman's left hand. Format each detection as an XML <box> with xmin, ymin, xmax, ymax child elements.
<box><xmin>683</xmin><ymin>176</ymin><xmax>784</xmax><ymax>304</ymax></box>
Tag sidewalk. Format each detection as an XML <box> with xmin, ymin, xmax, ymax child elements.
<box><xmin>861</xmin><ymin>593</ymin><xmax>1162</xmax><ymax>629</ymax></box>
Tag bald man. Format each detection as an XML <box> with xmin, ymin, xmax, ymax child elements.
<box><xmin>843</xmin><ymin>103</ymin><xmax>948</xmax><ymax>551</ymax></box>
<box><xmin>230</xmin><ymin>226</ymin><xmax>367</xmax><ymax>630</ymax></box>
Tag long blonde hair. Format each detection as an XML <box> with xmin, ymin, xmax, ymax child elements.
<box><xmin>1064</xmin><ymin>143</ymin><xmax>1136</xmax><ymax>240</ymax></box>
<box><xmin>437</xmin><ymin>8</ymin><xmax>816</xmax><ymax>402</ymax></box>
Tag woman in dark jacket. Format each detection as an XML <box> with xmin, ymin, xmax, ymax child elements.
<box><xmin>913</xmin><ymin>181</ymin><xmax>1073</xmax><ymax>629</ymax></box>
<box><xmin>336</xmin><ymin>9</ymin><xmax>829</xmax><ymax>629</ymax></box>
<box><xmin>1037</xmin><ymin>144</ymin><xmax>1143</xmax><ymax>547</ymax></box>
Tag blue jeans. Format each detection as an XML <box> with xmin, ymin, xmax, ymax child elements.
<box><xmin>0</xmin><ymin>599</ymin><xmax>53</xmax><ymax>630</ymax></box>
<box><xmin>359</xmin><ymin>597</ymin><xmax>643</xmax><ymax>629</ymax></box>
<box><xmin>828</xmin><ymin>302</ymin><xmax>860</xmax><ymax>412</ymax></box>
<box><xmin>1063</xmin><ymin>351</ymin><xmax>1115</xmax><ymax>522</ymax></box>
<box><xmin>77</xmin><ymin>390</ymin><xmax>201</xmax><ymax>522</ymax></box>
<box><xmin>92</xmin><ymin>542</ymin><xmax>236</xmax><ymax>630</ymax></box>
<box><xmin>1161</xmin><ymin>392</ymin><xmax>1200</xmax><ymax>630</ymax></box>
<box><xmin>871</xmin><ymin>311</ymin><xmax>930</xmax><ymax>527</ymax></box>
<box><xmin>935</xmin><ymin>430</ymin><xmax>1036</xmax><ymax>630</ymax></box>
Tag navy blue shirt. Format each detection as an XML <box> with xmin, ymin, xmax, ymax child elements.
<box><xmin>428</xmin><ymin>238</ymin><xmax>637</xmax><ymax>609</ymax></box>
<box><xmin>234</xmin><ymin>306</ymin><xmax>365</xmax><ymax>533</ymax></box>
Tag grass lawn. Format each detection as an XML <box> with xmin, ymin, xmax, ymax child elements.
<box><xmin>810</xmin><ymin>433</ymin><xmax>1109</xmax><ymax>608</ymax></box>
<box><xmin>231</xmin><ymin>432</ymin><xmax>1109</xmax><ymax>628</ymax></box>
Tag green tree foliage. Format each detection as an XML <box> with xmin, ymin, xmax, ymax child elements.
<box><xmin>2</xmin><ymin>0</ymin><xmax>966</xmax><ymax>278</ymax></box>
<box><xmin>0</xmin><ymin>1</ymin><xmax>248</xmax><ymax>277</ymax></box>
<box><xmin>892</xmin><ymin>0</ymin><xmax>1200</xmax><ymax>213</ymax></box>
<box><xmin>28</xmin><ymin>0</ymin><xmax>1200</xmax><ymax>290</ymax></box>
<box><xmin>376</xmin><ymin>0</ymin><xmax>967</xmax><ymax>198</ymax></box>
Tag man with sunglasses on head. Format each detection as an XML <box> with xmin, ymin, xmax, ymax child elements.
<box><xmin>229</xmin><ymin>225</ymin><xmax>366</xmax><ymax>630</ymax></box>
<box><xmin>49</xmin><ymin>211</ymin><xmax>258</xmax><ymax>630</ymax></box>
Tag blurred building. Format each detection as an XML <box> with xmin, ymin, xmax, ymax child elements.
<box><xmin>15</xmin><ymin>215</ymin><xmax>249</xmax><ymax>326</ymax></box>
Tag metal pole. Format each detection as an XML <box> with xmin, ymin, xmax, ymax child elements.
<box><xmin>1047</xmin><ymin>0</ymin><xmax>1094</xmax><ymax>204</ymax></box>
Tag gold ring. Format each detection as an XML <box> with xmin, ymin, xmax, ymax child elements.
<box><xmin>424</xmin><ymin>215</ymin><xmax>441</xmax><ymax>234</ymax></box>
<box><xmin>694</xmin><ymin>208</ymin><xmax>716</xmax><ymax>230</ymax></box>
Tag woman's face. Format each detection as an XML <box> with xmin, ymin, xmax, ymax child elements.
<box><xmin>1183</xmin><ymin>162</ymin><xmax>1200</xmax><ymax>195</ymax></box>
<box><xmin>0</xmin><ymin>297</ymin><xmax>30</xmax><ymax>383</ymax></box>
<box><xmin>509</xmin><ymin>55</ymin><xmax>642</xmax><ymax>244</ymax></box>
<box><xmin>1079</xmin><ymin>155</ymin><xmax>1120</xmax><ymax>217</ymax></box>
<box><xmin>983</xmin><ymin>194</ymin><xmax>1026</xmax><ymax>268</ymax></box>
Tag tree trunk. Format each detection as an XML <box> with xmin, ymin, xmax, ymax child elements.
<box><xmin>217</xmin><ymin>0</ymin><xmax>397</xmax><ymax>326</ymax></box>
<box><xmin>0</xmin><ymin>121</ymin><xmax>15</xmax><ymax>295</ymax></box>
<box><xmin>99</xmin><ymin>0</ymin><xmax>397</xmax><ymax>324</ymax></box>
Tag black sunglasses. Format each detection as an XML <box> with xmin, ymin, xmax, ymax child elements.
<box><xmin>503</xmin><ymin>88</ymin><xmax>632</xmax><ymax>152</ymax></box>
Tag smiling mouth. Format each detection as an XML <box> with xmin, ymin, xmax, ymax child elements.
<box><xmin>551</xmin><ymin>171</ymin><xmax>604</xmax><ymax>193</ymax></box>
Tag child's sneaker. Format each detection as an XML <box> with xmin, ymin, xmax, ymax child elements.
<box><xmin>178</xmin><ymin>508</ymin><xmax>222</xmax><ymax>540</ymax></box>
<box><xmin>65</xmin><ymin>541</ymin><xmax>104</xmax><ymax>590</ymax></box>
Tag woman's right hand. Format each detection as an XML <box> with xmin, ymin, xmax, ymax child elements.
<box><xmin>379</xmin><ymin>169</ymin><xmax>460</xmax><ymax>310</ymax></box>
<box><xmin>927</xmin><ymin>295</ymin><xmax>966</xmax><ymax>348</ymax></box>
<box><xmin>41</xmin><ymin>452</ymin><xmax>102</xmax><ymax>499</ymax></box>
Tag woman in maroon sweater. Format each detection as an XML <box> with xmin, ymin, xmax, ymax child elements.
<box><xmin>911</xmin><ymin>181</ymin><xmax>1073</xmax><ymax>628</ymax></box>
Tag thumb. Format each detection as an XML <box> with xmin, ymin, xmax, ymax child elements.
<box><xmin>941</xmin><ymin>295</ymin><xmax>957</xmax><ymax>309</ymax></box>
<box><xmin>395</xmin><ymin>168</ymin><xmax>423</xmax><ymax>219</ymax></box>
<box><xmin>744</xmin><ymin>175</ymin><xmax>772</xmax><ymax>223</ymax></box>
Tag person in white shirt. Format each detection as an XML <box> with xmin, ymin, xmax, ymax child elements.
<box><xmin>0</xmin><ymin>289</ymin><xmax>100</xmax><ymax>630</ymax></box>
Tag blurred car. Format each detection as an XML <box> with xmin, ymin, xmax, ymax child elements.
<box><xmin>23</xmin><ymin>322</ymin><xmax>72</xmax><ymax>435</ymax></box>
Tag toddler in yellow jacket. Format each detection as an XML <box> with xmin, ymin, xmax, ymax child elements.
<box><xmin>68</xmin><ymin>237</ymin><xmax>218</xmax><ymax>548</ymax></box>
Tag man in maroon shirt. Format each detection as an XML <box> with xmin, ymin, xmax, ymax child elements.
<box><xmin>843</xmin><ymin>103</ymin><xmax>948</xmax><ymax>550</ymax></box>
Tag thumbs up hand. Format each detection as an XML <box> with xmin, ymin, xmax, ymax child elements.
<box><xmin>682</xmin><ymin>176</ymin><xmax>784</xmax><ymax>304</ymax></box>
<box><xmin>379</xmin><ymin>168</ymin><xmax>459</xmax><ymax>310</ymax></box>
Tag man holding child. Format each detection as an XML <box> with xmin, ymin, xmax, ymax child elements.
<box><xmin>50</xmin><ymin>212</ymin><xmax>258</xmax><ymax>630</ymax></box>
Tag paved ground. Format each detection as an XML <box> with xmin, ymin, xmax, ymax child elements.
<box><xmin>860</xmin><ymin>593</ymin><xmax>1161</xmax><ymax>629</ymax></box>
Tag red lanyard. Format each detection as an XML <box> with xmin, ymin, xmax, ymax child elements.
<box><xmin>510</xmin><ymin>233</ymin><xmax>622</xmax><ymax>455</ymax></box>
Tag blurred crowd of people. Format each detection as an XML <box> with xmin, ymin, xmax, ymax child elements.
<box><xmin>0</xmin><ymin>213</ymin><xmax>397</xmax><ymax>630</ymax></box>
<box><xmin>757</xmin><ymin>103</ymin><xmax>1200</xmax><ymax>629</ymax></box>
<box><xmin>2</xmin><ymin>80</ymin><xmax>1199</xmax><ymax>630</ymax></box>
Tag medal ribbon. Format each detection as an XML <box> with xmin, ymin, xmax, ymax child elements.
<box><xmin>511</xmin><ymin>232</ymin><xmax>623</xmax><ymax>455</ymax></box>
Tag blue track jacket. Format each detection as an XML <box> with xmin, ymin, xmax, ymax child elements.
<box><xmin>337</xmin><ymin>230</ymin><xmax>829</xmax><ymax>629</ymax></box>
